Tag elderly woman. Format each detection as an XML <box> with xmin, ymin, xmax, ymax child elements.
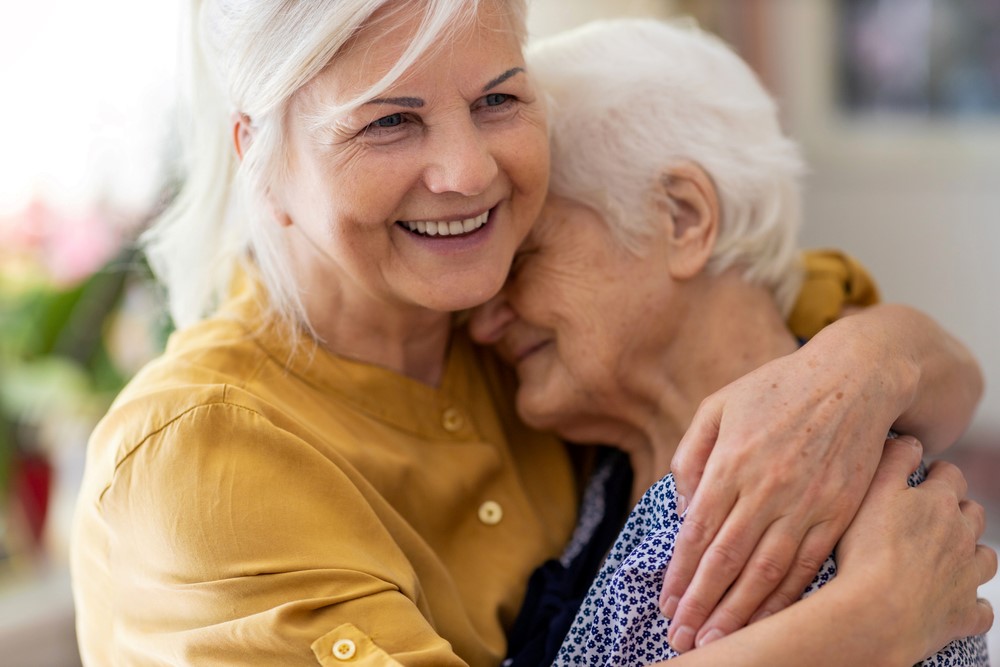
<box><xmin>471</xmin><ymin>18</ymin><xmax>995</xmax><ymax>667</ymax></box>
<box><xmin>70</xmin><ymin>2</ymin><xmax>986</xmax><ymax>665</ymax></box>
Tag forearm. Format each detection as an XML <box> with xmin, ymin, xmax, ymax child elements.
<box><xmin>806</xmin><ymin>303</ymin><xmax>982</xmax><ymax>454</ymax></box>
<box><xmin>653</xmin><ymin>577</ymin><xmax>909</xmax><ymax>667</ymax></box>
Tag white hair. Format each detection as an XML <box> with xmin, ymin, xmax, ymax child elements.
<box><xmin>144</xmin><ymin>0</ymin><xmax>527</xmax><ymax>331</ymax></box>
<box><xmin>528</xmin><ymin>18</ymin><xmax>804</xmax><ymax>314</ymax></box>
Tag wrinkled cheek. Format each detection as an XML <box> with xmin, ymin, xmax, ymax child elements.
<box><xmin>507</xmin><ymin>132</ymin><xmax>550</xmax><ymax>227</ymax></box>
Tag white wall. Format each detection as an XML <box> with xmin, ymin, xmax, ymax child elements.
<box><xmin>771</xmin><ymin>2</ymin><xmax>1000</xmax><ymax>444</ymax></box>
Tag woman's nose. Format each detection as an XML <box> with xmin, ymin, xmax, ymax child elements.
<box><xmin>469</xmin><ymin>291</ymin><xmax>516</xmax><ymax>345</ymax></box>
<box><xmin>423</xmin><ymin>119</ymin><xmax>498</xmax><ymax>196</ymax></box>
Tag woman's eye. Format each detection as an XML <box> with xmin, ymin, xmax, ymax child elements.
<box><xmin>370</xmin><ymin>113</ymin><xmax>403</xmax><ymax>129</ymax></box>
<box><xmin>477</xmin><ymin>92</ymin><xmax>517</xmax><ymax>114</ymax></box>
<box><xmin>485</xmin><ymin>93</ymin><xmax>511</xmax><ymax>107</ymax></box>
<box><xmin>360</xmin><ymin>112</ymin><xmax>413</xmax><ymax>138</ymax></box>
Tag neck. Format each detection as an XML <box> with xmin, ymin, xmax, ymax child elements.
<box><xmin>616</xmin><ymin>270</ymin><xmax>800</xmax><ymax>501</ymax></box>
<box><xmin>283</xmin><ymin>225</ymin><xmax>454</xmax><ymax>386</ymax></box>
<box><xmin>306</xmin><ymin>288</ymin><xmax>454</xmax><ymax>386</ymax></box>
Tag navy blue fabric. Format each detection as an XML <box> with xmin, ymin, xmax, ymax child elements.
<box><xmin>502</xmin><ymin>448</ymin><xmax>633</xmax><ymax>667</ymax></box>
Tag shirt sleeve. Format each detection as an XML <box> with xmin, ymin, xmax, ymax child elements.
<box><xmin>96</xmin><ymin>401</ymin><xmax>470</xmax><ymax>666</ymax></box>
<box><xmin>787</xmin><ymin>248</ymin><xmax>881</xmax><ymax>340</ymax></box>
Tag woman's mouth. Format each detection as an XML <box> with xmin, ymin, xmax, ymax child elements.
<box><xmin>514</xmin><ymin>339</ymin><xmax>551</xmax><ymax>365</ymax></box>
<box><xmin>399</xmin><ymin>209</ymin><xmax>490</xmax><ymax>237</ymax></box>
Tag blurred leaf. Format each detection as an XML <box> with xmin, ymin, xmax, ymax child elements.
<box><xmin>0</xmin><ymin>357</ymin><xmax>93</xmax><ymax>424</ymax></box>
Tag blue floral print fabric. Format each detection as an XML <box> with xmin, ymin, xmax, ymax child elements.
<box><xmin>554</xmin><ymin>465</ymin><xmax>989</xmax><ymax>667</ymax></box>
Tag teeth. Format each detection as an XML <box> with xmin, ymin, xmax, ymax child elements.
<box><xmin>402</xmin><ymin>211</ymin><xmax>488</xmax><ymax>237</ymax></box>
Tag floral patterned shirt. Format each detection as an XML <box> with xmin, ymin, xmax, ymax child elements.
<box><xmin>554</xmin><ymin>464</ymin><xmax>989</xmax><ymax>667</ymax></box>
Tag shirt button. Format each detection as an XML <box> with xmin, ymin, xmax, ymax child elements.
<box><xmin>332</xmin><ymin>639</ymin><xmax>356</xmax><ymax>660</ymax></box>
<box><xmin>478</xmin><ymin>500</ymin><xmax>503</xmax><ymax>526</ymax></box>
<box><xmin>441</xmin><ymin>407</ymin><xmax>464</xmax><ymax>432</ymax></box>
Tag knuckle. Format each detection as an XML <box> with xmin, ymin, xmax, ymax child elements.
<box><xmin>678</xmin><ymin>594</ymin><xmax>715</xmax><ymax>622</ymax></box>
<box><xmin>706</xmin><ymin>542</ymin><xmax>746</xmax><ymax>577</ymax></box>
<box><xmin>765</xmin><ymin>587</ymin><xmax>800</xmax><ymax>613</ymax></box>
<box><xmin>671</xmin><ymin>451</ymin><xmax>691</xmax><ymax>475</ymax></box>
<box><xmin>984</xmin><ymin>545</ymin><xmax>999</xmax><ymax>579</ymax></box>
<box><xmin>935</xmin><ymin>460</ymin><xmax>960</xmax><ymax>475</ymax></box>
<box><xmin>794</xmin><ymin>550</ymin><xmax>829</xmax><ymax>577</ymax></box>
<box><xmin>710</xmin><ymin>604</ymin><xmax>750</xmax><ymax>633</ymax></box>
<box><xmin>749</xmin><ymin>553</ymin><xmax>788</xmax><ymax>587</ymax></box>
<box><xmin>974</xmin><ymin>601</ymin><xmax>994</xmax><ymax>637</ymax></box>
<box><xmin>680</xmin><ymin>516</ymin><xmax>714</xmax><ymax>548</ymax></box>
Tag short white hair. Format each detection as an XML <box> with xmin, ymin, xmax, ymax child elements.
<box><xmin>144</xmin><ymin>0</ymin><xmax>527</xmax><ymax>331</ymax></box>
<box><xmin>528</xmin><ymin>18</ymin><xmax>804</xmax><ymax>314</ymax></box>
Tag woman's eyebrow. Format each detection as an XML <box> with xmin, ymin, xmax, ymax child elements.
<box><xmin>362</xmin><ymin>67</ymin><xmax>524</xmax><ymax>107</ymax></box>
<box><xmin>365</xmin><ymin>96</ymin><xmax>424</xmax><ymax>108</ymax></box>
<box><xmin>483</xmin><ymin>67</ymin><xmax>524</xmax><ymax>92</ymax></box>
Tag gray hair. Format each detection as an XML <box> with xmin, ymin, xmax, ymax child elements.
<box><xmin>528</xmin><ymin>18</ymin><xmax>804</xmax><ymax>313</ymax></box>
<box><xmin>144</xmin><ymin>0</ymin><xmax>527</xmax><ymax>331</ymax></box>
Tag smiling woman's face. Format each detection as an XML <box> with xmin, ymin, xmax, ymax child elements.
<box><xmin>470</xmin><ymin>194</ymin><xmax>678</xmax><ymax>440</ymax></box>
<box><xmin>273</xmin><ymin>0</ymin><xmax>549</xmax><ymax>316</ymax></box>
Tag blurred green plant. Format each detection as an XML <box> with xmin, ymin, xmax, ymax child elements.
<box><xmin>0</xmin><ymin>243</ymin><xmax>169</xmax><ymax>557</ymax></box>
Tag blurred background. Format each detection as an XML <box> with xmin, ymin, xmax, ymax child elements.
<box><xmin>0</xmin><ymin>0</ymin><xmax>996</xmax><ymax>664</ymax></box>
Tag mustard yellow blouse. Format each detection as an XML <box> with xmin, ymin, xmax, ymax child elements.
<box><xmin>70</xmin><ymin>250</ymin><xmax>874</xmax><ymax>666</ymax></box>
<box><xmin>71</xmin><ymin>276</ymin><xmax>579</xmax><ymax>666</ymax></box>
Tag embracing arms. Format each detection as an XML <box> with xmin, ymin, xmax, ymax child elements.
<box><xmin>659</xmin><ymin>437</ymin><xmax>995</xmax><ymax>666</ymax></box>
<box><xmin>660</xmin><ymin>303</ymin><xmax>984</xmax><ymax>650</ymax></box>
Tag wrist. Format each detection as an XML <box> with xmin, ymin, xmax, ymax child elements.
<box><xmin>809</xmin><ymin>308</ymin><xmax>919</xmax><ymax>429</ymax></box>
<box><xmin>816</xmin><ymin>575</ymin><xmax>919</xmax><ymax>666</ymax></box>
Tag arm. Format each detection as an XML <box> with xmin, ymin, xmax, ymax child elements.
<box><xmin>839</xmin><ymin>303</ymin><xmax>983</xmax><ymax>454</ymax></box>
<box><xmin>661</xmin><ymin>303</ymin><xmax>983</xmax><ymax>651</ymax></box>
<box><xmin>656</xmin><ymin>437</ymin><xmax>995</xmax><ymax>667</ymax></box>
<box><xmin>92</xmin><ymin>405</ymin><xmax>466</xmax><ymax>666</ymax></box>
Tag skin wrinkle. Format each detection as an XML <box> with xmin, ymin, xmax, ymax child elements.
<box><xmin>268</xmin><ymin>2</ymin><xmax>547</xmax><ymax>385</ymax></box>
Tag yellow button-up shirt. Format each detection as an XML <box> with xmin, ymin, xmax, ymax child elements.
<box><xmin>71</xmin><ymin>277</ymin><xmax>579</xmax><ymax>666</ymax></box>
<box><xmin>71</xmin><ymin>250</ymin><xmax>873</xmax><ymax>666</ymax></box>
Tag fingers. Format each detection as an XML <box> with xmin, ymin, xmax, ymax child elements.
<box><xmin>746</xmin><ymin>523</ymin><xmax>839</xmax><ymax>624</ymax></box>
<box><xmin>972</xmin><ymin>598</ymin><xmax>995</xmax><ymax>639</ymax></box>
<box><xmin>670</xmin><ymin>399</ymin><xmax>721</xmax><ymax>512</ymax></box>
<box><xmin>659</xmin><ymin>467</ymin><xmax>739</xmax><ymax>618</ymax></box>
<box><xmin>969</xmin><ymin>545</ymin><xmax>998</xmax><ymax>637</ymax></box>
<box><xmin>960</xmin><ymin>499</ymin><xmax>986</xmax><ymax>541</ymax></box>
<box><xmin>977</xmin><ymin>542</ymin><xmax>998</xmax><ymax>587</ymax></box>
<box><xmin>691</xmin><ymin>520</ymin><xmax>835</xmax><ymax>648</ymax></box>
<box><xmin>660</xmin><ymin>410</ymin><xmax>731</xmax><ymax>623</ymax></box>
<box><xmin>664</xmin><ymin>499</ymin><xmax>782</xmax><ymax>652</ymax></box>
<box><xmin>868</xmin><ymin>435</ymin><xmax>923</xmax><ymax>494</ymax></box>
<box><xmin>668</xmin><ymin>435</ymin><xmax>928</xmax><ymax>652</ymax></box>
<box><xmin>923</xmin><ymin>459</ymin><xmax>969</xmax><ymax>501</ymax></box>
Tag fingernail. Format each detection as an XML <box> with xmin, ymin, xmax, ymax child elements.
<box><xmin>894</xmin><ymin>434</ymin><xmax>919</xmax><ymax>446</ymax></box>
<box><xmin>697</xmin><ymin>628</ymin><xmax>724</xmax><ymax>647</ymax></box>
<box><xmin>661</xmin><ymin>595</ymin><xmax>680</xmax><ymax>619</ymax></box>
<box><xmin>676</xmin><ymin>494</ymin><xmax>687</xmax><ymax>515</ymax></box>
<box><xmin>749</xmin><ymin>610</ymin><xmax>771</xmax><ymax>623</ymax></box>
<box><xmin>670</xmin><ymin>625</ymin><xmax>695</xmax><ymax>651</ymax></box>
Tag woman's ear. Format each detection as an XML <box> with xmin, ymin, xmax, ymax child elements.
<box><xmin>232</xmin><ymin>113</ymin><xmax>253</xmax><ymax>161</ymax></box>
<box><xmin>657</xmin><ymin>162</ymin><xmax>719</xmax><ymax>281</ymax></box>
<box><xmin>232</xmin><ymin>114</ymin><xmax>293</xmax><ymax>228</ymax></box>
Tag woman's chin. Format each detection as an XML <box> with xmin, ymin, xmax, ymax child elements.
<box><xmin>415</xmin><ymin>273</ymin><xmax>508</xmax><ymax>314</ymax></box>
<box><xmin>516</xmin><ymin>391</ymin><xmax>574</xmax><ymax>438</ymax></box>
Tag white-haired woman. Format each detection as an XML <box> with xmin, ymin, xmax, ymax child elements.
<box><xmin>471</xmin><ymin>18</ymin><xmax>994</xmax><ymax>667</ymax></box>
<box><xmin>71</xmin><ymin>2</ymin><xmax>985</xmax><ymax>665</ymax></box>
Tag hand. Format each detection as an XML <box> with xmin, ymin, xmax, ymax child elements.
<box><xmin>661</xmin><ymin>345</ymin><xmax>899</xmax><ymax>652</ymax></box>
<box><xmin>836</xmin><ymin>436</ymin><xmax>996</xmax><ymax>662</ymax></box>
